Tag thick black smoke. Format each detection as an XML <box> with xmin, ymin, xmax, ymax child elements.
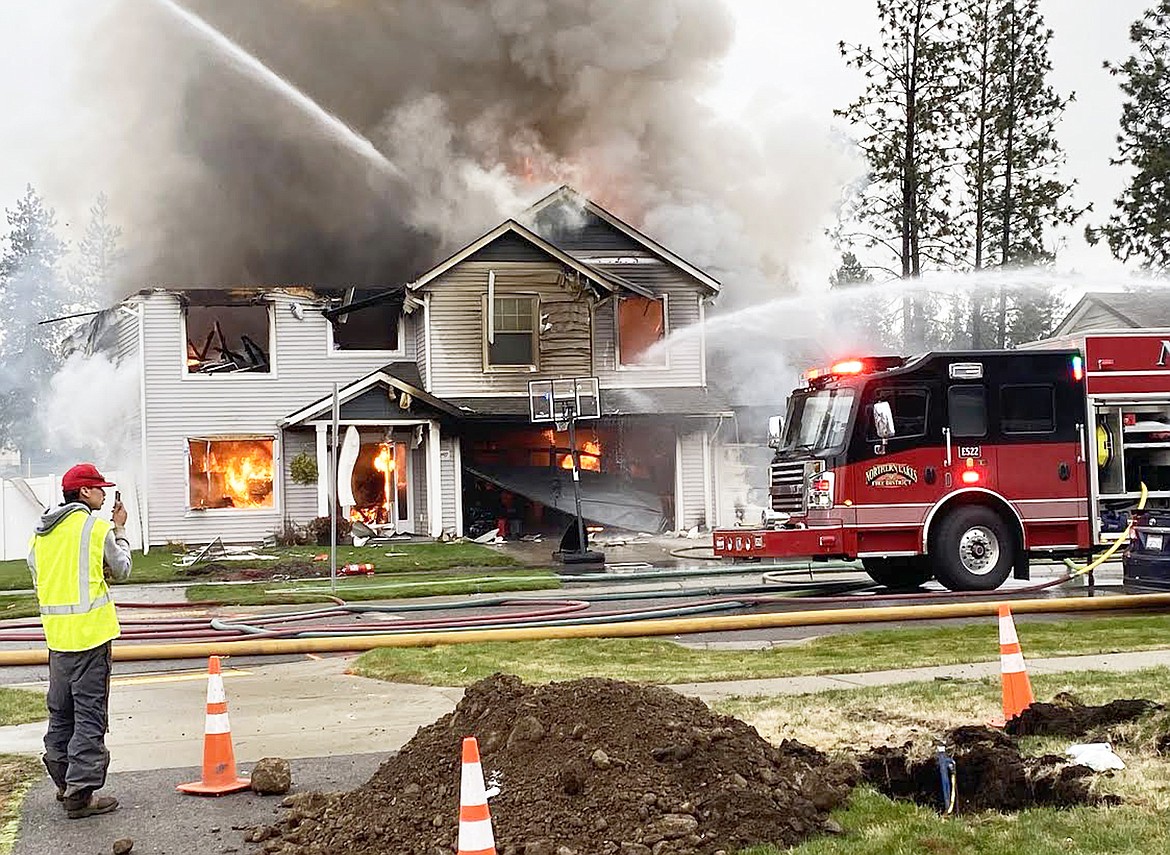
<box><xmin>77</xmin><ymin>0</ymin><xmax>855</xmax><ymax>303</ymax></box>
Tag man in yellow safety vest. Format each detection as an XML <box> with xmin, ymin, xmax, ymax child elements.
<box><xmin>27</xmin><ymin>463</ymin><xmax>132</xmax><ymax>819</ymax></box>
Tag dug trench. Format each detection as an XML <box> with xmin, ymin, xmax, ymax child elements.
<box><xmin>244</xmin><ymin>677</ymin><xmax>1165</xmax><ymax>854</ymax></box>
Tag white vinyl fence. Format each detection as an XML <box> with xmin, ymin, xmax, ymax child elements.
<box><xmin>1</xmin><ymin>471</ymin><xmax>143</xmax><ymax>561</ymax></box>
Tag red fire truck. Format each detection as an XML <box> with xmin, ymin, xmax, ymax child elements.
<box><xmin>713</xmin><ymin>333</ymin><xmax>1170</xmax><ymax>591</ymax></box>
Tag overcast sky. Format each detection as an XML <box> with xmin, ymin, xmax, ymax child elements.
<box><xmin>0</xmin><ymin>1</ymin><xmax>1155</xmax><ymax>284</ymax></box>
<box><xmin>716</xmin><ymin>0</ymin><xmax>1152</xmax><ymax>278</ymax></box>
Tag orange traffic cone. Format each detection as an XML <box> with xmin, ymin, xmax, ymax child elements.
<box><xmin>457</xmin><ymin>737</ymin><xmax>496</xmax><ymax>855</ymax></box>
<box><xmin>999</xmin><ymin>604</ymin><xmax>1035</xmax><ymax>723</ymax></box>
<box><xmin>177</xmin><ymin>656</ymin><xmax>251</xmax><ymax>795</ymax></box>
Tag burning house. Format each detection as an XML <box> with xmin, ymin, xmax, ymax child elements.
<box><xmin>82</xmin><ymin>187</ymin><xmax>732</xmax><ymax>548</ymax></box>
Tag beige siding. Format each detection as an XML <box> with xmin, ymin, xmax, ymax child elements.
<box><xmin>141</xmin><ymin>290</ymin><xmax>412</xmax><ymax>546</ymax></box>
<box><xmin>425</xmin><ymin>262</ymin><xmax>594</xmax><ymax>397</ymax></box>
<box><xmin>1068</xmin><ymin>304</ymin><xmax>1136</xmax><ymax>334</ymax></box>
<box><xmin>676</xmin><ymin>429</ymin><xmax>710</xmax><ymax>530</ymax></box>
<box><xmin>593</xmin><ymin>278</ymin><xmax>704</xmax><ymax>388</ymax></box>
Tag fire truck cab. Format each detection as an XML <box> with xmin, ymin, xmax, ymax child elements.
<box><xmin>714</xmin><ymin>349</ymin><xmax>1092</xmax><ymax>591</ymax></box>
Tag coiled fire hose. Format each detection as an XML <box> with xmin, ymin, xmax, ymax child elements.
<box><xmin>1062</xmin><ymin>482</ymin><xmax>1148</xmax><ymax>576</ymax></box>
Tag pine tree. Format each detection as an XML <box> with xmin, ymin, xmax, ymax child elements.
<box><xmin>0</xmin><ymin>186</ymin><xmax>68</xmax><ymax>462</ymax></box>
<box><xmin>1086</xmin><ymin>1</ymin><xmax>1170</xmax><ymax>273</ymax></box>
<box><xmin>69</xmin><ymin>193</ymin><xmax>123</xmax><ymax>311</ymax></box>
<box><xmin>837</xmin><ymin>0</ymin><xmax>966</xmax><ymax>348</ymax></box>
<box><xmin>829</xmin><ymin>252</ymin><xmax>874</xmax><ymax>288</ymax></box>
<box><xmin>958</xmin><ymin>0</ymin><xmax>1080</xmax><ymax>347</ymax></box>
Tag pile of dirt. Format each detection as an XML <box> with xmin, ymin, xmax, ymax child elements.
<box><xmin>1005</xmin><ymin>693</ymin><xmax>1162</xmax><ymax>737</ymax></box>
<box><xmin>248</xmin><ymin>674</ymin><xmax>858</xmax><ymax>854</ymax></box>
<box><xmin>859</xmin><ymin>725</ymin><xmax>1117</xmax><ymax>813</ymax></box>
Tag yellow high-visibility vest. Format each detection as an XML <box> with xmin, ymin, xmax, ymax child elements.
<box><xmin>30</xmin><ymin>510</ymin><xmax>120</xmax><ymax>652</ymax></box>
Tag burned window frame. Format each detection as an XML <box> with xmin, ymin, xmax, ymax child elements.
<box><xmin>185</xmin><ymin>434</ymin><xmax>280</xmax><ymax>514</ymax></box>
<box><xmin>482</xmin><ymin>292</ymin><xmax>539</xmax><ymax>372</ymax></box>
<box><xmin>326</xmin><ymin>291</ymin><xmax>405</xmax><ymax>355</ymax></box>
<box><xmin>181</xmin><ymin>300</ymin><xmax>275</xmax><ymax>378</ymax></box>
<box><xmin>615</xmin><ymin>293</ymin><xmax>669</xmax><ymax>369</ymax></box>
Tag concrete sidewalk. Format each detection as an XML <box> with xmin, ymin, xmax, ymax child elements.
<box><xmin>3</xmin><ymin>649</ymin><xmax>1169</xmax><ymax>772</ymax></box>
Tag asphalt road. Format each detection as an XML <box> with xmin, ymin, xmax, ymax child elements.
<box><xmin>14</xmin><ymin>752</ymin><xmax>391</xmax><ymax>855</ymax></box>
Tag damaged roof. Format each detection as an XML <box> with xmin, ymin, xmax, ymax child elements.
<box><xmin>406</xmin><ymin>219</ymin><xmax>656</xmax><ymax>299</ymax></box>
<box><xmin>522</xmin><ymin>186</ymin><xmax>721</xmax><ymax>294</ymax></box>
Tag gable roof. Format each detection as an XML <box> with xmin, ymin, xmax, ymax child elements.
<box><xmin>407</xmin><ymin>219</ymin><xmax>655</xmax><ymax>299</ymax></box>
<box><xmin>281</xmin><ymin>362</ymin><xmax>461</xmax><ymax>426</ymax></box>
<box><xmin>1053</xmin><ymin>290</ymin><xmax>1170</xmax><ymax>336</ymax></box>
<box><xmin>522</xmin><ymin>185</ymin><xmax>721</xmax><ymax>294</ymax></box>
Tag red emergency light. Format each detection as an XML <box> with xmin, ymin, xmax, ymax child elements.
<box><xmin>960</xmin><ymin>457</ymin><xmax>981</xmax><ymax>484</ymax></box>
<box><xmin>803</xmin><ymin>356</ymin><xmax>906</xmax><ymax>385</ymax></box>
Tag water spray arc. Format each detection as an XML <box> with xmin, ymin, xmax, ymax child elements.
<box><xmin>151</xmin><ymin>0</ymin><xmax>403</xmax><ymax>180</ymax></box>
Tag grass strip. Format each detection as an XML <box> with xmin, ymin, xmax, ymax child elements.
<box><xmin>0</xmin><ymin>542</ymin><xmax>521</xmax><ymax>590</ymax></box>
<box><xmin>352</xmin><ymin>613</ymin><xmax>1170</xmax><ymax>686</ymax></box>
<box><xmin>187</xmin><ymin>569</ymin><xmax>560</xmax><ymax>605</ymax></box>
<box><xmin>0</xmin><ymin>689</ymin><xmax>45</xmax><ymax>727</ymax></box>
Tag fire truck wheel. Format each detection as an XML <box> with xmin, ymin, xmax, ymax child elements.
<box><xmin>932</xmin><ymin>505</ymin><xmax>1015</xmax><ymax>591</ymax></box>
<box><xmin>860</xmin><ymin>557</ymin><xmax>934</xmax><ymax>589</ymax></box>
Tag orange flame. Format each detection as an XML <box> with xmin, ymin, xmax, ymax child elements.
<box><xmin>373</xmin><ymin>443</ymin><xmax>395</xmax><ymax>518</ymax></box>
<box><xmin>560</xmin><ymin>440</ymin><xmax>601</xmax><ymax>472</ymax></box>
<box><xmin>202</xmin><ymin>441</ymin><xmax>273</xmax><ymax>508</ymax></box>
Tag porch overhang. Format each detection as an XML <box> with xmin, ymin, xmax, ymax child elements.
<box><xmin>280</xmin><ymin>363</ymin><xmax>463</xmax><ymax>427</ymax></box>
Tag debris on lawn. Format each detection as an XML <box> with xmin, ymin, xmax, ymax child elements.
<box><xmin>858</xmin><ymin>725</ymin><xmax>1118</xmax><ymax>813</ymax></box>
<box><xmin>251</xmin><ymin>674</ymin><xmax>858</xmax><ymax>854</ymax></box>
<box><xmin>1005</xmin><ymin>692</ymin><xmax>1162</xmax><ymax>737</ymax></box>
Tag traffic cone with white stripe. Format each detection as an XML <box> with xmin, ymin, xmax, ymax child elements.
<box><xmin>998</xmin><ymin>604</ymin><xmax>1035</xmax><ymax>724</ymax></box>
<box><xmin>457</xmin><ymin>737</ymin><xmax>496</xmax><ymax>855</ymax></box>
<box><xmin>177</xmin><ymin>656</ymin><xmax>251</xmax><ymax>795</ymax></box>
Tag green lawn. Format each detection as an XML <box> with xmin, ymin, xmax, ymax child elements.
<box><xmin>351</xmin><ymin>613</ymin><xmax>1170</xmax><ymax>685</ymax></box>
<box><xmin>0</xmin><ymin>595</ymin><xmax>38</xmax><ymax>620</ymax></box>
<box><xmin>0</xmin><ymin>542</ymin><xmax>522</xmax><ymax>590</ymax></box>
<box><xmin>0</xmin><ymin>688</ymin><xmax>44</xmax><ymax>727</ymax></box>
<box><xmin>186</xmin><ymin>568</ymin><xmax>560</xmax><ymax>605</ymax></box>
<box><xmin>731</xmin><ymin>668</ymin><xmax>1170</xmax><ymax>855</ymax></box>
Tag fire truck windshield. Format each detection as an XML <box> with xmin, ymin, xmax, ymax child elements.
<box><xmin>781</xmin><ymin>387</ymin><xmax>856</xmax><ymax>453</ymax></box>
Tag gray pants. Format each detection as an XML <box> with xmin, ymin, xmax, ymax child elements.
<box><xmin>43</xmin><ymin>642</ymin><xmax>112</xmax><ymax>799</ymax></box>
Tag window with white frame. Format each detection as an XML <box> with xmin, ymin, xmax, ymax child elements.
<box><xmin>485</xmin><ymin>294</ymin><xmax>538</xmax><ymax>368</ymax></box>
<box><xmin>187</xmin><ymin>437</ymin><xmax>275</xmax><ymax>510</ymax></box>
<box><xmin>616</xmin><ymin>295</ymin><xmax>667</xmax><ymax>367</ymax></box>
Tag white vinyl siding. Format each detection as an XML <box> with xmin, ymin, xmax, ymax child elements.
<box><xmin>281</xmin><ymin>429</ymin><xmax>318</xmax><ymax>525</ymax></box>
<box><xmin>676</xmin><ymin>429</ymin><xmax>710</xmax><ymax>530</ymax></box>
<box><xmin>440</xmin><ymin>436</ymin><xmax>459</xmax><ymax>534</ymax></box>
<box><xmin>139</xmin><ymin>290</ymin><xmax>414</xmax><ymax>546</ymax></box>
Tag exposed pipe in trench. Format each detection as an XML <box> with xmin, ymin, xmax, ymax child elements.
<box><xmin>1</xmin><ymin>591</ymin><xmax>1168</xmax><ymax>666</ymax></box>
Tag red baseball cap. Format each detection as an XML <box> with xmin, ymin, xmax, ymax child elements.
<box><xmin>61</xmin><ymin>463</ymin><xmax>116</xmax><ymax>492</ymax></box>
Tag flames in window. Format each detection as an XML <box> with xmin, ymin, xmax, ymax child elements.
<box><xmin>188</xmin><ymin>438</ymin><xmax>274</xmax><ymax>509</ymax></box>
<box><xmin>542</xmin><ymin>430</ymin><xmax>602</xmax><ymax>472</ymax></box>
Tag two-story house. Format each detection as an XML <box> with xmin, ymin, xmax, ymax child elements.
<box><xmin>85</xmin><ymin>187</ymin><xmax>732</xmax><ymax>548</ymax></box>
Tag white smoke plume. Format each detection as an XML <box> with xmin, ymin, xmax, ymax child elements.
<box><xmin>41</xmin><ymin>352</ymin><xmax>140</xmax><ymax>469</ymax></box>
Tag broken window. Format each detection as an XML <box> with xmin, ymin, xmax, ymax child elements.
<box><xmin>616</xmin><ymin>295</ymin><xmax>666</xmax><ymax>367</ymax></box>
<box><xmin>188</xmin><ymin>437</ymin><xmax>274</xmax><ymax>510</ymax></box>
<box><xmin>185</xmin><ymin>303</ymin><xmax>271</xmax><ymax>373</ymax></box>
<box><xmin>485</xmin><ymin>295</ymin><xmax>537</xmax><ymax>368</ymax></box>
<box><xmin>330</xmin><ymin>288</ymin><xmax>401</xmax><ymax>351</ymax></box>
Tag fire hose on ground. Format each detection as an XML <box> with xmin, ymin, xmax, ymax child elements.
<box><xmin>2</xmin><ymin>590</ymin><xmax>1170</xmax><ymax>666</ymax></box>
